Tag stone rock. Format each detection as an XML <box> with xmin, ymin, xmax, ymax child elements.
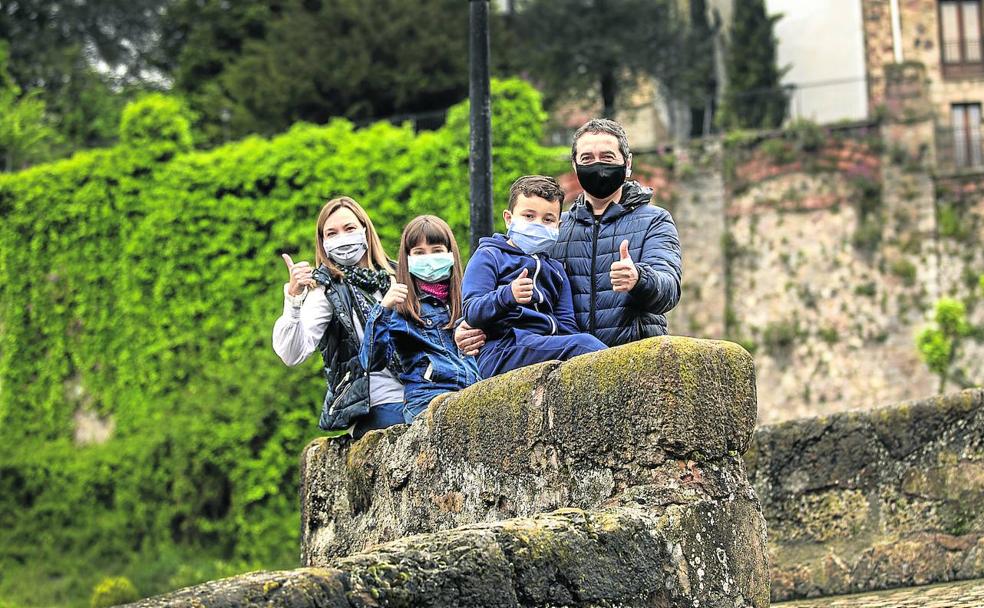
<box><xmin>130</xmin><ymin>337</ymin><xmax>770</xmax><ymax>607</ymax></box>
<box><xmin>747</xmin><ymin>388</ymin><xmax>984</xmax><ymax>601</ymax></box>
<box><xmin>300</xmin><ymin>336</ymin><xmax>759</xmax><ymax>561</ymax></box>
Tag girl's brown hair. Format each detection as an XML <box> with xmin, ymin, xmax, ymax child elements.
<box><xmin>315</xmin><ymin>196</ymin><xmax>392</xmax><ymax>281</ymax></box>
<box><xmin>394</xmin><ymin>215</ymin><xmax>463</xmax><ymax>329</ymax></box>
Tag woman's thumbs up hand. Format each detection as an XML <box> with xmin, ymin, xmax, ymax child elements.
<box><xmin>283</xmin><ymin>253</ymin><xmax>315</xmax><ymax>296</ymax></box>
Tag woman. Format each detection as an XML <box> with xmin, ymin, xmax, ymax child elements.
<box><xmin>272</xmin><ymin>196</ymin><xmax>405</xmax><ymax>438</ymax></box>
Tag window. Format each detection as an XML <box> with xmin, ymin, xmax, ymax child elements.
<box><xmin>940</xmin><ymin>1</ymin><xmax>984</xmax><ymax>76</ymax></box>
<box><xmin>952</xmin><ymin>103</ymin><xmax>982</xmax><ymax>168</ymax></box>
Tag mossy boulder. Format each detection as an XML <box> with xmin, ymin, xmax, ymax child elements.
<box><xmin>301</xmin><ymin>336</ymin><xmax>760</xmax><ymax>562</ymax></box>
<box><xmin>747</xmin><ymin>388</ymin><xmax>984</xmax><ymax>601</ymax></box>
<box><xmin>126</xmin><ymin>337</ymin><xmax>769</xmax><ymax>607</ymax></box>
<box><xmin>126</xmin><ymin>505</ymin><xmax>768</xmax><ymax>608</ymax></box>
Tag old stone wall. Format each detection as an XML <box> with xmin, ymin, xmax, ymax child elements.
<box><xmin>661</xmin><ymin>122</ymin><xmax>984</xmax><ymax>424</ymax></box>
<box><xmin>300</xmin><ymin>336</ymin><xmax>769</xmax><ymax>608</ymax></box>
<box><xmin>746</xmin><ymin>388</ymin><xmax>984</xmax><ymax>602</ymax></box>
<box><xmin>125</xmin><ymin>337</ymin><xmax>770</xmax><ymax>607</ymax></box>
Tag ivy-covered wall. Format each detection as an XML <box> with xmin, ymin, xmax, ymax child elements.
<box><xmin>0</xmin><ymin>79</ymin><xmax>563</xmax><ymax>606</ymax></box>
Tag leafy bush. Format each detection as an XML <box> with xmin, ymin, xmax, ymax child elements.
<box><xmin>916</xmin><ymin>298</ymin><xmax>972</xmax><ymax>393</ymax></box>
<box><xmin>890</xmin><ymin>259</ymin><xmax>917</xmax><ymax>287</ymax></box>
<box><xmin>90</xmin><ymin>578</ymin><xmax>139</xmax><ymax>608</ymax></box>
<box><xmin>0</xmin><ymin>78</ymin><xmax>563</xmax><ymax>607</ymax></box>
<box><xmin>761</xmin><ymin>317</ymin><xmax>801</xmax><ymax>354</ymax></box>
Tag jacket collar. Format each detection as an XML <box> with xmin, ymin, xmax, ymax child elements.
<box><xmin>570</xmin><ymin>180</ymin><xmax>653</xmax><ymax>225</ymax></box>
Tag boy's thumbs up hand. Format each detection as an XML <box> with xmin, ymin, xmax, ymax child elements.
<box><xmin>511</xmin><ymin>267</ymin><xmax>534</xmax><ymax>304</ymax></box>
<box><xmin>610</xmin><ymin>239</ymin><xmax>639</xmax><ymax>293</ymax></box>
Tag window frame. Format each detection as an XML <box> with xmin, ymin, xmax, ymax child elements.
<box><xmin>939</xmin><ymin>0</ymin><xmax>984</xmax><ymax>78</ymax></box>
<box><xmin>951</xmin><ymin>102</ymin><xmax>983</xmax><ymax>168</ymax></box>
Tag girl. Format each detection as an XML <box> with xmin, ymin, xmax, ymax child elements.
<box><xmin>361</xmin><ymin>215</ymin><xmax>481</xmax><ymax>423</ymax></box>
<box><xmin>272</xmin><ymin>196</ymin><xmax>405</xmax><ymax>438</ymax></box>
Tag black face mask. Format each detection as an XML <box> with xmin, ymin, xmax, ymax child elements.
<box><xmin>575</xmin><ymin>162</ymin><xmax>626</xmax><ymax>199</ymax></box>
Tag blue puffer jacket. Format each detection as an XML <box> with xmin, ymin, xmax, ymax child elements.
<box><xmin>461</xmin><ymin>234</ymin><xmax>579</xmax><ymax>338</ymax></box>
<box><xmin>361</xmin><ymin>295</ymin><xmax>481</xmax><ymax>417</ymax></box>
<box><xmin>552</xmin><ymin>180</ymin><xmax>682</xmax><ymax>346</ymax></box>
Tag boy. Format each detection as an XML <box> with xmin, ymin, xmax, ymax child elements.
<box><xmin>462</xmin><ymin>175</ymin><xmax>607</xmax><ymax>378</ymax></box>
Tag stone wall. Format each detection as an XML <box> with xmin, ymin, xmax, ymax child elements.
<box><xmin>128</xmin><ymin>337</ymin><xmax>771</xmax><ymax>607</ymax></box>
<box><xmin>661</xmin><ymin>121</ymin><xmax>983</xmax><ymax>424</ymax></box>
<box><xmin>746</xmin><ymin>388</ymin><xmax>984</xmax><ymax>602</ymax></box>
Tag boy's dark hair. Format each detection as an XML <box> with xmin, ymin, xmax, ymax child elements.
<box><xmin>571</xmin><ymin>118</ymin><xmax>631</xmax><ymax>162</ymax></box>
<box><xmin>508</xmin><ymin>175</ymin><xmax>565</xmax><ymax>212</ymax></box>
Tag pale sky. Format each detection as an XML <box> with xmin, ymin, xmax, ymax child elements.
<box><xmin>766</xmin><ymin>0</ymin><xmax>868</xmax><ymax>124</ymax></box>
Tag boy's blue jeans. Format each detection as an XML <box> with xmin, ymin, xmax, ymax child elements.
<box><xmin>477</xmin><ymin>328</ymin><xmax>607</xmax><ymax>379</ymax></box>
<box><xmin>352</xmin><ymin>401</ymin><xmax>405</xmax><ymax>439</ymax></box>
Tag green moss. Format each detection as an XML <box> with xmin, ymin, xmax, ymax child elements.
<box><xmin>778</xmin><ymin>489</ymin><xmax>869</xmax><ymax>542</ymax></box>
<box><xmin>90</xmin><ymin>577</ymin><xmax>139</xmax><ymax>608</ymax></box>
<box><xmin>890</xmin><ymin>259</ymin><xmax>918</xmax><ymax>287</ymax></box>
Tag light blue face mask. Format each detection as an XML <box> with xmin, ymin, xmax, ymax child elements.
<box><xmin>507</xmin><ymin>220</ymin><xmax>560</xmax><ymax>255</ymax></box>
<box><xmin>407</xmin><ymin>252</ymin><xmax>454</xmax><ymax>282</ymax></box>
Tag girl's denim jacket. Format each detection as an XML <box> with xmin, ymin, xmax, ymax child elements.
<box><xmin>360</xmin><ymin>294</ymin><xmax>481</xmax><ymax>418</ymax></box>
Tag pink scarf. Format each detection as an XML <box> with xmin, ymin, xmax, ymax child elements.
<box><xmin>418</xmin><ymin>280</ymin><xmax>450</xmax><ymax>302</ymax></box>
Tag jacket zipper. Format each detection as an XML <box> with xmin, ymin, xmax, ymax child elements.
<box><xmin>531</xmin><ymin>254</ymin><xmax>557</xmax><ymax>335</ymax></box>
<box><xmin>589</xmin><ymin>217</ymin><xmax>600</xmax><ymax>334</ymax></box>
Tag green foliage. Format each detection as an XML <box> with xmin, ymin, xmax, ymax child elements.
<box><xmin>890</xmin><ymin>259</ymin><xmax>918</xmax><ymax>287</ymax></box>
<box><xmin>512</xmin><ymin>0</ymin><xmax>714</xmax><ymax>119</ymax></box>
<box><xmin>853</xmin><ymin>281</ymin><xmax>877</xmax><ymax>297</ymax></box>
<box><xmin>157</xmin><ymin>0</ymin><xmax>519</xmax><ymax>145</ymax></box>
<box><xmin>761</xmin><ymin>317</ymin><xmax>801</xmax><ymax>354</ymax></box>
<box><xmin>850</xmin><ymin>177</ymin><xmax>883</xmax><ymax>252</ymax></box>
<box><xmin>90</xmin><ymin>578</ymin><xmax>139</xmax><ymax>608</ymax></box>
<box><xmin>760</xmin><ymin>138</ymin><xmax>794</xmax><ymax>164</ymax></box>
<box><xmin>787</xmin><ymin>119</ymin><xmax>825</xmax><ymax>152</ymax></box>
<box><xmin>0</xmin><ymin>42</ymin><xmax>60</xmax><ymax>171</ymax></box>
<box><xmin>917</xmin><ymin>298</ymin><xmax>971</xmax><ymax>394</ymax></box>
<box><xmin>818</xmin><ymin>326</ymin><xmax>839</xmax><ymax>344</ymax></box>
<box><xmin>938</xmin><ymin>202</ymin><xmax>972</xmax><ymax>241</ymax></box>
<box><xmin>0</xmin><ymin>77</ymin><xmax>559</xmax><ymax>607</ymax></box>
<box><xmin>718</xmin><ymin>0</ymin><xmax>788</xmax><ymax>130</ymax></box>
<box><xmin>119</xmin><ymin>94</ymin><xmax>195</xmax><ymax>161</ymax></box>
<box><xmin>0</xmin><ymin>3</ymin><xmax>162</xmax><ymax>153</ymax></box>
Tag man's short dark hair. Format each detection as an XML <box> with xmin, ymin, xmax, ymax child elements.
<box><xmin>571</xmin><ymin>118</ymin><xmax>631</xmax><ymax>162</ymax></box>
<box><xmin>508</xmin><ymin>175</ymin><xmax>565</xmax><ymax>212</ymax></box>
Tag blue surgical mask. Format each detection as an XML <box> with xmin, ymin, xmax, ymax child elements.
<box><xmin>407</xmin><ymin>252</ymin><xmax>454</xmax><ymax>282</ymax></box>
<box><xmin>507</xmin><ymin>220</ymin><xmax>559</xmax><ymax>255</ymax></box>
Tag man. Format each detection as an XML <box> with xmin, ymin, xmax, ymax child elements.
<box><xmin>457</xmin><ymin>118</ymin><xmax>682</xmax><ymax>353</ymax></box>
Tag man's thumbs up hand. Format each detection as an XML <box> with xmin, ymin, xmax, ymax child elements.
<box><xmin>610</xmin><ymin>239</ymin><xmax>639</xmax><ymax>293</ymax></box>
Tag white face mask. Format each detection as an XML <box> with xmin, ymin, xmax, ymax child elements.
<box><xmin>323</xmin><ymin>229</ymin><xmax>368</xmax><ymax>267</ymax></box>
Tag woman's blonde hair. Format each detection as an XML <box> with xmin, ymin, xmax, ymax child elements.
<box><xmin>394</xmin><ymin>215</ymin><xmax>463</xmax><ymax>329</ymax></box>
<box><xmin>315</xmin><ymin>196</ymin><xmax>392</xmax><ymax>280</ymax></box>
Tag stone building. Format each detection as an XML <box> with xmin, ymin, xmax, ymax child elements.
<box><xmin>863</xmin><ymin>0</ymin><xmax>984</xmax><ymax>170</ymax></box>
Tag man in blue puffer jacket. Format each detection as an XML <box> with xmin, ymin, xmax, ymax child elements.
<box><xmin>456</xmin><ymin>118</ymin><xmax>682</xmax><ymax>352</ymax></box>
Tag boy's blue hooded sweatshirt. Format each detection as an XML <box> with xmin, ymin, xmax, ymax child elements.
<box><xmin>462</xmin><ymin>234</ymin><xmax>579</xmax><ymax>338</ymax></box>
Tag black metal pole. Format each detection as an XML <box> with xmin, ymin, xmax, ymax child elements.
<box><xmin>469</xmin><ymin>0</ymin><xmax>493</xmax><ymax>252</ymax></box>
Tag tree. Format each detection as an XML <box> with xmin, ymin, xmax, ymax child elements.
<box><xmin>688</xmin><ymin>0</ymin><xmax>720</xmax><ymax>136</ymax></box>
<box><xmin>0</xmin><ymin>43</ymin><xmax>59</xmax><ymax>171</ymax></box>
<box><xmin>718</xmin><ymin>0</ymin><xmax>788</xmax><ymax>130</ymax></box>
<box><xmin>0</xmin><ymin>0</ymin><xmax>167</xmax><ymax>152</ymax></box>
<box><xmin>510</xmin><ymin>0</ymin><xmax>712</xmax><ymax>120</ymax></box>
<box><xmin>916</xmin><ymin>298</ymin><xmax>973</xmax><ymax>394</ymax></box>
<box><xmin>158</xmin><ymin>0</ymin><xmax>502</xmax><ymax>144</ymax></box>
